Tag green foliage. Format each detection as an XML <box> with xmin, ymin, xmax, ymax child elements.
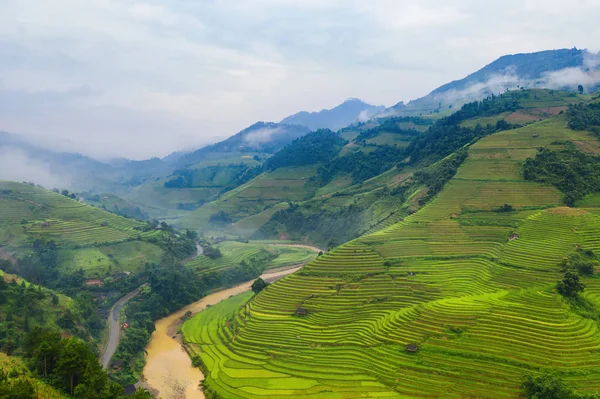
<box><xmin>314</xmin><ymin>145</ymin><xmax>404</xmax><ymax>185</ymax></box>
<box><xmin>413</xmin><ymin>150</ymin><xmax>469</xmax><ymax>203</ymax></box>
<box><xmin>203</xmin><ymin>246</ymin><xmax>222</xmax><ymax>259</ymax></box>
<box><xmin>494</xmin><ymin>204</ymin><xmax>514</xmax><ymax>213</ymax></box>
<box><xmin>354</xmin><ymin>117</ymin><xmax>431</xmax><ymax>142</ymax></box>
<box><xmin>557</xmin><ymin>269</ymin><xmax>585</xmax><ymax>298</ymax></box>
<box><xmin>264</xmin><ymin>130</ymin><xmax>347</xmax><ymax>171</ymax></box>
<box><xmin>562</xmin><ymin>249</ymin><xmax>598</xmax><ymax>276</ymax></box>
<box><xmin>251</xmin><ymin>278</ymin><xmax>268</xmax><ymax>294</ymax></box>
<box><xmin>567</xmin><ymin>102</ymin><xmax>600</xmax><ymax>135</ymax></box>
<box><xmin>23</xmin><ymin>328</ymin><xmax>122</xmax><ymax>398</ymax></box>
<box><xmin>164</xmin><ymin>165</ymin><xmax>249</xmax><ymax>189</ymax></box>
<box><xmin>256</xmin><ymin>202</ymin><xmax>367</xmax><ymax>247</ymax></box>
<box><xmin>523</xmin><ymin>147</ymin><xmax>600</xmax><ymax>206</ymax></box>
<box><xmin>523</xmin><ymin>371</ymin><xmax>598</xmax><ymax>399</ymax></box>
<box><xmin>405</xmin><ymin>94</ymin><xmax>521</xmax><ymax>165</ymax></box>
<box><xmin>0</xmin><ymin>372</ymin><xmax>35</xmax><ymax>399</ymax></box>
<box><xmin>209</xmin><ymin>210</ymin><xmax>232</xmax><ymax>226</ymax></box>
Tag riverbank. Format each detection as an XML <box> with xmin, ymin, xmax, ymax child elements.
<box><xmin>142</xmin><ymin>266</ymin><xmax>304</xmax><ymax>399</ymax></box>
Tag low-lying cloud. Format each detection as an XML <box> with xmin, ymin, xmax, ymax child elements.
<box><xmin>0</xmin><ymin>147</ymin><xmax>71</xmax><ymax>189</ymax></box>
<box><xmin>243</xmin><ymin>127</ymin><xmax>284</xmax><ymax>147</ymax></box>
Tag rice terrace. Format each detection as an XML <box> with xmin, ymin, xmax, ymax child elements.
<box><xmin>180</xmin><ymin>94</ymin><xmax>600</xmax><ymax>398</ymax></box>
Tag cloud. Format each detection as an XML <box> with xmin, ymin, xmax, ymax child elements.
<box><xmin>243</xmin><ymin>127</ymin><xmax>284</xmax><ymax>147</ymax></box>
<box><xmin>0</xmin><ymin>0</ymin><xmax>599</xmax><ymax>160</ymax></box>
<box><xmin>0</xmin><ymin>147</ymin><xmax>71</xmax><ymax>189</ymax></box>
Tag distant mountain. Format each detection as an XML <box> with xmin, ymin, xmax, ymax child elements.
<box><xmin>382</xmin><ymin>48</ymin><xmax>600</xmax><ymax>117</ymax></box>
<box><xmin>176</xmin><ymin>122</ymin><xmax>311</xmax><ymax>167</ymax></box>
<box><xmin>281</xmin><ymin>98</ymin><xmax>385</xmax><ymax>131</ymax></box>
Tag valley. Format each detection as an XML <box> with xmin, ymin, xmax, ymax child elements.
<box><xmin>1</xmin><ymin>46</ymin><xmax>600</xmax><ymax>399</ymax></box>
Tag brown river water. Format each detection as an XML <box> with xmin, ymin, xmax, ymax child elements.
<box><xmin>142</xmin><ymin>266</ymin><xmax>303</xmax><ymax>399</ymax></box>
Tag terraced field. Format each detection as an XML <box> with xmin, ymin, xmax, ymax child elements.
<box><xmin>0</xmin><ymin>182</ymin><xmax>157</xmax><ymax>246</ymax></box>
<box><xmin>182</xmin><ymin>115</ymin><xmax>600</xmax><ymax>397</ymax></box>
<box><xmin>0</xmin><ymin>181</ymin><xmax>165</xmax><ymax>276</ymax></box>
<box><xmin>185</xmin><ymin>241</ymin><xmax>317</xmax><ymax>276</ymax></box>
<box><xmin>180</xmin><ymin>166</ymin><xmax>319</xmax><ymax>232</ymax></box>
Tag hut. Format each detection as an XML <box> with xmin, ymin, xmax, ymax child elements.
<box><xmin>296</xmin><ymin>307</ymin><xmax>308</xmax><ymax>316</ymax></box>
<box><xmin>405</xmin><ymin>344</ymin><xmax>418</xmax><ymax>353</ymax></box>
<box><xmin>85</xmin><ymin>279</ymin><xmax>103</xmax><ymax>287</ymax></box>
<box><xmin>111</xmin><ymin>360</ymin><xmax>123</xmax><ymax>371</ymax></box>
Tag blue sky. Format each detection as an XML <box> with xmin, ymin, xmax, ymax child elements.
<box><xmin>1</xmin><ymin>0</ymin><xmax>599</xmax><ymax>159</ymax></box>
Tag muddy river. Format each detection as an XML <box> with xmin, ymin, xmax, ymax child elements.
<box><xmin>142</xmin><ymin>266</ymin><xmax>303</xmax><ymax>399</ymax></box>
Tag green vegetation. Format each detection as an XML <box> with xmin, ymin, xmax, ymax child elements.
<box><xmin>568</xmin><ymin>102</ymin><xmax>600</xmax><ymax>135</ymax></box>
<box><xmin>313</xmin><ymin>145</ymin><xmax>404</xmax><ymax>185</ymax></box>
<box><xmin>524</xmin><ymin>146</ymin><xmax>600</xmax><ymax>206</ymax></box>
<box><xmin>523</xmin><ymin>371</ymin><xmax>599</xmax><ymax>399</ymax></box>
<box><xmin>180</xmin><ymin>97</ymin><xmax>600</xmax><ymax>398</ymax></box>
<box><xmin>81</xmin><ymin>192</ymin><xmax>149</xmax><ymax>220</ymax></box>
<box><xmin>251</xmin><ymin>278</ymin><xmax>268</xmax><ymax>294</ymax></box>
<box><xmin>263</xmin><ymin>130</ymin><xmax>347</xmax><ymax>171</ymax></box>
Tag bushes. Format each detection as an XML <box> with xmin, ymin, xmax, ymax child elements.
<box><xmin>523</xmin><ymin>371</ymin><xmax>599</xmax><ymax>399</ymax></box>
<box><xmin>557</xmin><ymin>270</ymin><xmax>585</xmax><ymax>298</ymax></box>
<box><xmin>523</xmin><ymin>147</ymin><xmax>600</xmax><ymax>206</ymax></box>
<box><xmin>413</xmin><ymin>149</ymin><xmax>468</xmax><ymax>204</ymax></box>
<box><xmin>567</xmin><ymin>102</ymin><xmax>600</xmax><ymax>135</ymax></box>
<box><xmin>209</xmin><ymin>211</ymin><xmax>232</xmax><ymax>226</ymax></box>
<box><xmin>251</xmin><ymin>278</ymin><xmax>268</xmax><ymax>294</ymax></box>
<box><xmin>203</xmin><ymin>246</ymin><xmax>222</xmax><ymax>259</ymax></box>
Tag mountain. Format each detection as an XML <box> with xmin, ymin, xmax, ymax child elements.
<box><xmin>382</xmin><ymin>48</ymin><xmax>600</xmax><ymax>117</ymax></box>
<box><xmin>175</xmin><ymin>122</ymin><xmax>311</xmax><ymax>167</ymax></box>
<box><xmin>281</xmin><ymin>98</ymin><xmax>385</xmax><ymax>131</ymax></box>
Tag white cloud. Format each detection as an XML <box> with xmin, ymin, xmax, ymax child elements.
<box><xmin>0</xmin><ymin>0</ymin><xmax>599</xmax><ymax>159</ymax></box>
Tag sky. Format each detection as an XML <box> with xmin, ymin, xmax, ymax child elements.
<box><xmin>0</xmin><ymin>0</ymin><xmax>599</xmax><ymax>160</ymax></box>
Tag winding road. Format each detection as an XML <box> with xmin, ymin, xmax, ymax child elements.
<box><xmin>100</xmin><ymin>244</ymin><xmax>204</xmax><ymax>369</ymax></box>
<box><xmin>100</xmin><ymin>286</ymin><xmax>143</xmax><ymax>369</ymax></box>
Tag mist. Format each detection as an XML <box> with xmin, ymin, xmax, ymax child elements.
<box><xmin>243</xmin><ymin>127</ymin><xmax>284</xmax><ymax>148</ymax></box>
<box><xmin>0</xmin><ymin>147</ymin><xmax>72</xmax><ymax>189</ymax></box>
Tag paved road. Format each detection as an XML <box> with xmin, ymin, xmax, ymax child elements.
<box><xmin>100</xmin><ymin>287</ymin><xmax>143</xmax><ymax>369</ymax></box>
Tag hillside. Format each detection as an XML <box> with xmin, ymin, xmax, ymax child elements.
<box><xmin>382</xmin><ymin>48</ymin><xmax>600</xmax><ymax>118</ymax></box>
<box><xmin>177</xmin><ymin>89</ymin><xmax>586</xmax><ymax>248</ymax></box>
<box><xmin>0</xmin><ymin>181</ymin><xmax>167</xmax><ymax>280</ymax></box>
<box><xmin>281</xmin><ymin>98</ymin><xmax>385</xmax><ymax>131</ymax></box>
<box><xmin>174</xmin><ymin>122</ymin><xmax>311</xmax><ymax>168</ymax></box>
<box><xmin>181</xmin><ymin>93</ymin><xmax>600</xmax><ymax>397</ymax></box>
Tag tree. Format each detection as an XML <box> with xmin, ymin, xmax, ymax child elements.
<box><xmin>578</xmin><ymin>84</ymin><xmax>584</xmax><ymax>94</ymax></box>
<box><xmin>557</xmin><ymin>270</ymin><xmax>585</xmax><ymax>297</ymax></box>
<box><xmin>129</xmin><ymin>388</ymin><xmax>154</xmax><ymax>398</ymax></box>
<box><xmin>251</xmin><ymin>278</ymin><xmax>268</xmax><ymax>294</ymax></box>
<box><xmin>0</xmin><ymin>373</ymin><xmax>35</xmax><ymax>399</ymax></box>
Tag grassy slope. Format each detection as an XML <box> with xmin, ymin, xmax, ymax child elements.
<box><xmin>0</xmin><ymin>182</ymin><xmax>164</xmax><ymax>277</ymax></box>
<box><xmin>180</xmin><ymin>166</ymin><xmax>319</xmax><ymax>231</ymax></box>
<box><xmin>186</xmin><ymin>241</ymin><xmax>317</xmax><ymax>276</ymax></box>
<box><xmin>182</xmin><ymin>115</ymin><xmax>600</xmax><ymax>398</ymax></box>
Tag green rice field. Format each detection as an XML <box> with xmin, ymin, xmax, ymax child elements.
<box><xmin>182</xmin><ymin>115</ymin><xmax>600</xmax><ymax>398</ymax></box>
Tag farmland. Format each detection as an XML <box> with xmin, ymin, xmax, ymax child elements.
<box><xmin>0</xmin><ymin>181</ymin><xmax>164</xmax><ymax>277</ymax></box>
<box><xmin>182</xmin><ymin>113</ymin><xmax>600</xmax><ymax>398</ymax></box>
<box><xmin>185</xmin><ymin>241</ymin><xmax>317</xmax><ymax>276</ymax></box>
